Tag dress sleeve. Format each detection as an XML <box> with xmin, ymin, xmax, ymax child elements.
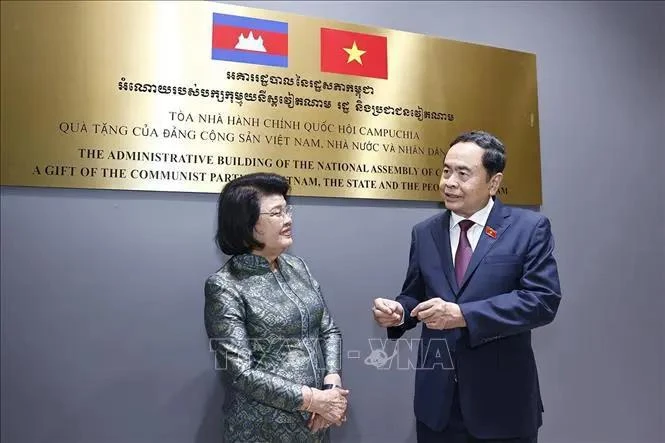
<box><xmin>204</xmin><ymin>276</ymin><xmax>305</xmax><ymax>411</ymax></box>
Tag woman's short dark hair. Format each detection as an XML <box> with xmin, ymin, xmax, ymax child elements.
<box><xmin>215</xmin><ymin>172</ymin><xmax>290</xmax><ymax>255</ymax></box>
<box><xmin>449</xmin><ymin>130</ymin><xmax>506</xmax><ymax>178</ymax></box>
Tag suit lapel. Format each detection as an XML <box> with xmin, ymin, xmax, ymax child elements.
<box><xmin>430</xmin><ymin>211</ymin><xmax>458</xmax><ymax>294</ymax></box>
<box><xmin>459</xmin><ymin>199</ymin><xmax>512</xmax><ymax>290</ymax></box>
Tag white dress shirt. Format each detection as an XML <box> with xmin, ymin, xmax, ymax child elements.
<box><xmin>449</xmin><ymin>197</ymin><xmax>494</xmax><ymax>264</ymax></box>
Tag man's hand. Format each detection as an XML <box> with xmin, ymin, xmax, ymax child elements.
<box><xmin>410</xmin><ymin>299</ymin><xmax>466</xmax><ymax>329</ymax></box>
<box><xmin>372</xmin><ymin>298</ymin><xmax>404</xmax><ymax>327</ymax></box>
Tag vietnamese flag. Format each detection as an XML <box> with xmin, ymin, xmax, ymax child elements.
<box><xmin>320</xmin><ymin>28</ymin><xmax>388</xmax><ymax>79</ymax></box>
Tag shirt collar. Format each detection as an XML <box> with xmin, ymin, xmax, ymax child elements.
<box><xmin>450</xmin><ymin>197</ymin><xmax>495</xmax><ymax>231</ymax></box>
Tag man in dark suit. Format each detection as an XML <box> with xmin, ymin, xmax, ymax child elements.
<box><xmin>373</xmin><ymin>130</ymin><xmax>561</xmax><ymax>443</ymax></box>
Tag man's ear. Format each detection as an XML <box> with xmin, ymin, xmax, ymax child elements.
<box><xmin>488</xmin><ymin>172</ymin><xmax>503</xmax><ymax>196</ymax></box>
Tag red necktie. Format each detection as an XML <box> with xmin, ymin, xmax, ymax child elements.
<box><xmin>455</xmin><ymin>220</ymin><xmax>475</xmax><ymax>285</ymax></box>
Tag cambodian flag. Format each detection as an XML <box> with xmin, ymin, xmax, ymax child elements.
<box><xmin>211</xmin><ymin>13</ymin><xmax>288</xmax><ymax>67</ymax></box>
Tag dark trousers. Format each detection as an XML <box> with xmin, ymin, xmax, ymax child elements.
<box><xmin>416</xmin><ymin>385</ymin><xmax>537</xmax><ymax>443</ymax></box>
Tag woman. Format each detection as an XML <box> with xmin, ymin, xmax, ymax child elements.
<box><xmin>204</xmin><ymin>172</ymin><xmax>348</xmax><ymax>442</ymax></box>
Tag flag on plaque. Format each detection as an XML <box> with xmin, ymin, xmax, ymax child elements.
<box><xmin>320</xmin><ymin>27</ymin><xmax>388</xmax><ymax>79</ymax></box>
<box><xmin>211</xmin><ymin>13</ymin><xmax>288</xmax><ymax>67</ymax></box>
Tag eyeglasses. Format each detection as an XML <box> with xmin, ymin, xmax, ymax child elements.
<box><xmin>259</xmin><ymin>204</ymin><xmax>293</xmax><ymax>219</ymax></box>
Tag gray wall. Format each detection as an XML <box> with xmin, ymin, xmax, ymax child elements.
<box><xmin>2</xmin><ymin>1</ymin><xmax>663</xmax><ymax>442</ymax></box>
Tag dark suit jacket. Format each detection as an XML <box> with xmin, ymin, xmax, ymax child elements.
<box><xmin>388</xmin><ymin>198</ymin><xmax>561</xmax><ymax>439</ymax></box>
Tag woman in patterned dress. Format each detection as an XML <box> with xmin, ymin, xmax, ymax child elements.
<box><xmin>204</xmin><ymin>172</ymin><xmax>348</xmax><ymax>442</ymax></box>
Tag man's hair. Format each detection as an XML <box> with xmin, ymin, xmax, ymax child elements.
<box><xmin>449</xmin><ymin>130</ymin><xmax>506</xmax><ymax>177</ymax></box>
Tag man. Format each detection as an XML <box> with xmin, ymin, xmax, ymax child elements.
<box><xmin>373</xmin><ymin>130</ymin><xmax>561</xmax><ymax>443</ymax></box>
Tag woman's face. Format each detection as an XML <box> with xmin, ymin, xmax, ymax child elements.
<box><xmin>253</xmin><ymin>194</ymin><xmax>293</xmax><ymax>256</ymax></box>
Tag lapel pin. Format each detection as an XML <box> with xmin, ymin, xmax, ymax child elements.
<box><xmin>485</xmin><ymin>226</ymin><xmax>497</xmax><ymax>239</ymax></box>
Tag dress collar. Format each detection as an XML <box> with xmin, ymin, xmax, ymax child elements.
<box><xmin>231</xmin><ymin>253</ymin><xmax>279</xmax><ymax>275</ymax></box>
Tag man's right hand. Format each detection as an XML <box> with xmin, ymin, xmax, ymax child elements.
<box><xmin>372</xmin><ymin>298</ymin><xmax>404</xmax><ymax>327</ymax></box>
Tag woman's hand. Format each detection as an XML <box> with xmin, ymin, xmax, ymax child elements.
<box><xmin>309</xmin><ymin>387</ymin><xmax>349</xmax><ymax>425</ymax></box>
<box><xmin>307</xmin><ymin>413</ymin><xmax>331</xmax><ymax>432</ymax></box>
<box><xmin>323</xmin><ymin>373</ymin><xmax>342</xmax><ymax>387</ymax></box>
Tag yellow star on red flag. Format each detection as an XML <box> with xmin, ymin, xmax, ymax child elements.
<box><xmin>343</xmin><ymin>41</ymin><xmax>366</xmax><ymax>64</ymax></box>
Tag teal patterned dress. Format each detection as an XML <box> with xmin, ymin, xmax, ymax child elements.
<box><xmin>204</xmin><ymin>253</ymin><xmax>342</xmax><ymax>443</ymax></box>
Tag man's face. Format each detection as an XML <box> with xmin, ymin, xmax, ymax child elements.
<box><xmin>439</xmin><ymin>141</ymin><xmax>503</xmax><ymax>218</ymax></box>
